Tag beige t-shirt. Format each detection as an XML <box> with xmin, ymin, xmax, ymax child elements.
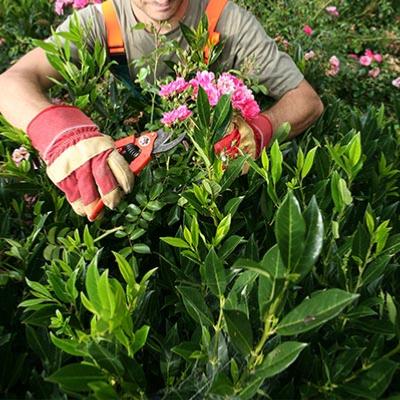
<box><xmin>49</xmin><ymin>0</ymin><xmax>303</xmax><ymax>99</ymax></box>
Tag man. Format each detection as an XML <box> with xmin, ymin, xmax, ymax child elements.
<box><xmin>0</xmin><ymin>0</ymin><xmax>324</xmax><ymax>220</ymax></box>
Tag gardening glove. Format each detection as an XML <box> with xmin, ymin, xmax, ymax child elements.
<box><xmin>27</xmin><ymin>105</ymin><xmax>134</xmax><ymax>220</ymax></box>
<box><xmin>214</xmin><ymin>114</ymin><xmax>273</xmax><ymax>173</ymax></box>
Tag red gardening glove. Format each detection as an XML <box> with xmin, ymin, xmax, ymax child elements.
<box><xmin>27</xmin><ymin>105</ymin><xmax>134</xmax><ymax>220</ymax></box>
<box><xmin>214</xmin><ymin>113</ymin><xmax>273</xmax><ymax>160</ymax></box>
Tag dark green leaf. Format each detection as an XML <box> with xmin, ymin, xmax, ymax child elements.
<box><xmin>176</xmin><ymin>286</ymin><xmax>213</xmax><ymax>327</ymax></box>
<box><xmin>275</xmin><ymin>192</ymin><xmax>306</xmax><ymax>271</ymax></box>
<box><xmin>256</xmin><ymin>341</ymin><xmax>308</xmax><ymax>378</ymax></box>
<box><xmin>203</xmin><ymin>248</ymin><xmax>226</xmax><ymax>297</ymax></box>
<box><xmin>223</xmin><ymin>309</ymin><xmax>253</xmax><ymax>356</ymax></box>
<box><xmin>46</xmin><ymin>363</ymin><xmax>105</xmax><ymax>392</ymax></box>
<box><xmin>277</xmin><ymin>289</ymin><xmax>359</xmax><ymax>335</ymax></box>
<box><xmin>197</xmin><ymin>86</ymin><xmax>210</xmax><ymax>130</ymax></box>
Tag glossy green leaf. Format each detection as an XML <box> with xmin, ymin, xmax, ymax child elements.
<box><xmin>256</xmin><ymin>341</ymin><xmax>307</xmax><ymax>378</ymax></box>
<box><xmin>176</xmin><ymin>286</ymin><xmax>213</xmax><ymax>327</ymax></box>
<box><xmin>275</xmin><ymin>192</ymin><xmax>306</xmax><ymax>271</ymax></box>
<box><xmin>131</xmin><ymin>325</ymin><xmax>150</xmax><ymax>355</ymax></box>
<box><xmin>277</xmin><ymin>289</ymin><xmax>359</xmax><ymax>335</ymax></box>
<box><xmin>203</xmin><ymin>248</ymin><xmax>226</xmax><ymax>297</ymax></box>
<box><xmin>50</xmin><ymin>334</ymin><xmax>87</xmax><ymax>357</ymax></box>
<box><xmin>301</xmin><ymin>146</ymin><xmax>318</xmax><ymax>179</ymax></box>
<box><xmin>340</xmin><ymin>359</ymin><xmax>397</xmax><ymax>399</ymax></box>
<box><xmin>88</xmin><ymin>342</ymin><xmax>125</xmax><ymax>375</ymax></box>
<box><xmin>213</xmin><ymin>214</ymin><xmax>231</xmax><ymax>246</ymax></box>
<box><xmin>295</xmin><ymin>196</ymin><xmax>324</xmax><ymax>278</ymax></box>
<box><xmin>197</xmin><ymin>86</ymin><xmax>210</xmax><ymax>130</ymax></box>
<box><xmin>223</xmin><ymin>309</ymin><xmax>253</xmax><ymax>356</ymax></box>
<box><xmin>160</xmin><ymin>236</ymin><xmax>190</xmax><ymax>248</ymax></box>
<box><xmin>219</xmin><ymin>235</ymin><xmax>245</xmax><ymax>260</ymax></box>
<box><xmin>270</xmin><ymin>140</ymin><xmax>283</xmax><ymax>185</ymax></box>
<box><xmin>46</xmin><ymin>363</ymin><xmax>105</xmax><ymax>392</ymax></box>
<box><xmin>113</xmin><ymin>251</ymin><xmax>135</xmax><ymax>286</ymax></box>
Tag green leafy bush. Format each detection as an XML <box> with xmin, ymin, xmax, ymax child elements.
<box><xmin>1</xmin><ymin>2</ymin><xmax>400</xmax><ymax>399</ymax></box>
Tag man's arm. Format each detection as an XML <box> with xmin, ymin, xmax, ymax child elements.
<box><xmin>264</xmin><ymin>79</ymin><xmax>324</xmax><ymax>139</ymax></box>
<box><xmin>0</xmin><ymin>47</ymin><xmax>61</xmax><ymax>131</ymax></box>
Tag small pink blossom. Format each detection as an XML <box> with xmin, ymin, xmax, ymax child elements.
<box><xmin>368</xmin><ymin>67</ymin><xmax>381</xmax><ymax>78</ymax></box>
<box><xmin>161</xmin><ymin>105</ymin><xmax>192</xmax><ymax>126</ymax></box>
<box><xmin>359</xmin><ymin>55</ymin><xmax>372</xmax><ymax>66</ymax></box>
<box><xmin>159</xmin><ymin>77</ymin><xmax>190</xmax><ymax>98</ymax></box>
<box><xmin>326</xmin><ymin>55</ymin><xmax>340</xmax><ymax>76</ymax></box>
<box><xmin>12</xmin><ymin>146</ymin><xmax>30</xmax><ymax>166</ymax></box>
<box><xmin>303</xmin><ymin>25</ymin><xmax>313</xmax><ymax>36</ymax></box>
<box><xmin>392</xmin><ymin>77</ymin><xmax>400</xmax><ymax>89</ymax></box>
<box><xmin>304</xmin><ymin>50</ymin><xmax>316</xmax><ymax>61</ymax></box>
<box><xmin>0</xmin><ymin>37</ymin><xmax>5</xmax><ymax>46</ymax></box>
<box><xmin>373</xmin><ymin>53</ymin><xmax>383</xmax><ymax>63</ymax></box>
<box><xmin>326</xmin><ymin>6</ymin><xmax>339</xmax><ymax>17</ymax></box>
<box><xmin>190</xmin><ymin>71</ymin><xmax>220</xmax><ymax>106</ymax></box>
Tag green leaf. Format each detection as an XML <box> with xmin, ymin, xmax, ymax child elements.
<box><xmin>340</xmin><ymin>359</ymin><xmax>397</xmax><ymax>399</ymax></box>
<box><xmin>224</xmin><ymin>196</ymin><xmax>244</xmax><ymax>216</ymax></box>
<box><xmin>88</xmin><ymin>342</ymin><xmax>125</xmax><ymax>375</ymax></box>
<box><xmin>295</xmin><ymin>196</ymin><xmax>324</xmax><ymax>278</ymax></box>
<box><xmin>211</xmin><ymin>94</ymin><xmax>232</xmax><ymax>136</ymax></box>
<box><xmin>160</xmin><ymin>236</ymin><xmax>190</xmax><ymax>248</ymax></box>
<box><xmin>132</xmin><ymin>243</ymin><xmax>151</xmax><ymax>254</ymax></box>
<box><xmin>131</xmin><ymin>325</ymin><xmax>150</xmax><ymax>355</ymax></box>
<box><xmin>219</xmin><ymin>235</ymin><xmax>245</xmax><ymax>260</ymax></box>
<box><xmin>113</xmin><ymin>251</ymin><xmax>136</xmax><ymax>286</ymax></box>
<box><xmin>171</xmin><ymin>342</ymin><xmax>201</xmax><ymax>361</ymax></box>
<box><xmin>275</xmin><ymin>192</ymin><xmax>306</xmax><ymax>271</ymax></box>
<box><xmin>203</xmin><ymin>248</ymin><xmax>226</xmax><ymax>297</ymax></box>
<box><xmin>233</xmin><ymin>258</ymin><xmax>271</xmax><ymax>279</ymax></box>
<box><xmin>347</xmin><ymin>132</ymin><xmax>362</xmax><ymax>168</ymax></box>
<box><xmin>50</xmin><ymin>334</ymin><xmax>87</xmax><ymax>357</ymax></box>
<box><xmin>46</xmin><ymin>363</ymin><xmax>105</xmax><ymax>392</ymax></box>
<box><xmin>270</xmin><ymin>141</ymin><xmax>283</xmax><ymax>185</ymax></box>
<box><xmin>197</xmin><ymin>86</ymin><xmax>211</xmax><ymax>130</ymax></box>
<box><xmin>85</xmin><ymin>252</ymin><xmax>102</xmax><ymax>313</ymax></box>
<box><xmin>362</xmin><ymin>254</ymin><xmax>390</xmax><ymax>286</ymax></box>
<box><xmin>213</xmin><ymin>214</ymin><xmax>231</xmax><ymax>246</ymax></box>
<box><xmin>88</xmin><ymin>381</ymin><xmax>119</xmax><ymax>400</ymax></box>
<box><xmin>301</xmin><ymin>146</ymin><xmax>318</xmax><ymax>179</ymax></box>
<box><xmin>256</xmin><ymin>341</ymin><xmax>308</xmax><ymax>379</ymax></box>
<box><xmin>176</xmin><ymin>286</ymin><xmax>213</xmax><ymax>327</ymax></box>
<box><xmin>277</xmin><ymin>289</ymin><xmax>359</xmax><ymax>335</ymax></box>
<box><xmin>223</xmin><ymin>309</ymin><xmax>253</xmax><ymax>356</ymax></box>
<box><xmin>220</xmin><ymin>156</ymin><xmax>247</xmax><ymax>192</ymax></box>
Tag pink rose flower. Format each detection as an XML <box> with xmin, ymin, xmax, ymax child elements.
<box><xmin>304</xmin><ymin>50</ymin><xmax>316</xmax><ymax>60</ymax></box>
<box><xmin>159</xmin><ymin>77</ymin><xmax>190</xmax><ymax>98</ymax></box>
<box><xmin>359</xmin><ymin>55</ymin><xmax>372</xmax><ymax>66</ymax></box>
<box><xmin>368</xmin><ymin>67</ymin><xmax>380</xmax><ymax>79</ymax></box>
<box><xmin>190</xmin><ymin>71</ymin><xmax>221</xmax><ymax>106</ymax></box>
<box><xmin>373</xmin><ymin>53</ymin><xmax>383</xmax><ymax>63</ymax></box>
<box><xmin>326</xmin><ymin>55</ymin><xmax>340</xmax><ymax>76</ymax></box>
<box><xmin>303</xmin><ymin>25</ymin><xmax>313</xmax><ymax>36</ymax></box>
<box><xmin>326</xmin><ymin>6</ymin><xmax>339</xmax><ymax>17</ymax></box>
<box><xmin>12</xmin><ymin>146</ymin><xmax>30</xmax><ymax>166</ymax></box>
<box><xmin>392</xmin><ymin>77</ymin><xmax>400</xmax><ymax>89</ymax></box>
<box><xmin>161</xmin><ymin>105</ymin><xmax>192</xmax><ymax>126</ymax></box>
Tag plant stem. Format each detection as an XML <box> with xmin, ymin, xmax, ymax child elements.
<box><xmin>94</xmin><ymin>226</ymin><xmax>123</xmax><ymax>242</ymax></box>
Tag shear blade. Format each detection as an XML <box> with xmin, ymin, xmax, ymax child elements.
<box><xmin>153</xmin><ymin>129</ymin><xmax>185</xmax><ymax>154</ymax></box>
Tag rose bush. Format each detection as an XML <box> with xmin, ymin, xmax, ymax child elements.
<box><xmin>1</xmin><ymin>1</ymin><xmax>400</xmax><ymax>399</ymax></box>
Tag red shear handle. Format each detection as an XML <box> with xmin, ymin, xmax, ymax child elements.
<box><xmin>88</xmin><ymin>132</ymin><xmax>157</xmax><ymax>221</ymax></box>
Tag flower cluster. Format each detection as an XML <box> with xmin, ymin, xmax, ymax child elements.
<box><xmin>12</xmin><ymin>146</ymin><xmax>30</xmax><ymax>166</ymax></box>
<box><xmin>392</xmin><ymin>77</ymin><xmax>400</xmax><ymax>89</ymax></box>
<box><xmin>55</xmin><ymin>0</ymin><xmax>101</xmax><ymax>15</ymax></box>
<box><xmin>349</xmin><ymin>49</ymin><xmax>383</xmax><ymax>79</ymax></box>
<box><xmin>158</xmin><ymin>72</ymin><xmax>260</xmax><ymax>126</ymax></box>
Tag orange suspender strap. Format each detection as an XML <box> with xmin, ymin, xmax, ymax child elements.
<box><xmin>204</xmin><ymin>0</ymin><xmax>228</xmax><ymax>63</ymax></box>
<box><xmin>102</xmin><ymin>0</ymin><xmax>125</xmax><ymax>56</ymax></box>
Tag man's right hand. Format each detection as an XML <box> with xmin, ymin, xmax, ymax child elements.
<box><xmin>27</xmin><ymin>105</ymin><xmax>134</xmax><ymax>220</ymax></box>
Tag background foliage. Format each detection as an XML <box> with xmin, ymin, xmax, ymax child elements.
<box><xmin>0</xmin><ymin>0</ymin><xmax>400</xmax><ymax>399</ymax></box>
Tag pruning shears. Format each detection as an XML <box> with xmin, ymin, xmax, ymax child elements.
<box><xmin>89</xmin><ymin>129</ymin><xmax>185</xmax><ymax>221</ymax></box>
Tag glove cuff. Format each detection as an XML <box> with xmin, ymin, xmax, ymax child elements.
<box><xmin>26</xmin><ymin>105</ymin><xmax>97</xmax><ymax>160</ymax></box>
<box><xmin>247</xmin><ymin>113</ymin><xmax>273</xmax><ymax>158</ymax></box>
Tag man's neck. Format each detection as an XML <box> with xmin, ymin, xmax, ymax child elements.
<box><xmin>132</xmin><ymin>0</ymin><xmax>189</xmax><ymax>34</ymax></box>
